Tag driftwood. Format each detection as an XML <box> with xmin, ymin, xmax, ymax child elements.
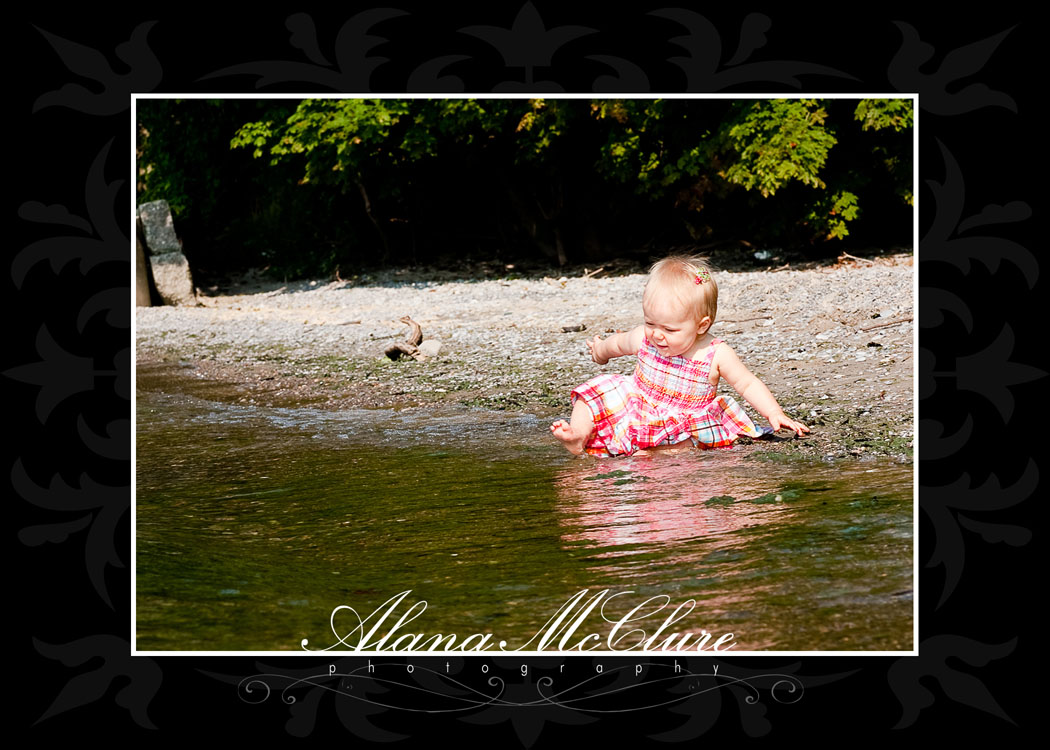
<box><xmin>720</xmin><ymin>315</ymin><xmax>773</xmax><ymax>324</ymax></box>
<box><xmin>859</xmin><ymin>316</ymin><xmax>913</xmax><ymax>332</ymax></box>
<box><xmin>385</xmin><ymin>316</ymin><xmax>424</xmax><ymax>360</ymax></box>
<box><xmin>841</xmin><ymin>252</ymin><xmax>875</xmax><ymax>265</ymax></box>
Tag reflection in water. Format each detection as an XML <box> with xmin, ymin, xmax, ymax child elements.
<box><xmin>137</xmin><ymin>377</ymin><xmax>913</xmax><ymax>652</ymax></box>
<box><xmin>553</xmin><ymin>449</ymin><xmax>913</xmax><ymax>650</ymax></box>
<box><xmin>556</xmin><ymin>450</ymin><xmax>765</xmax><ymax>552</ymax></box>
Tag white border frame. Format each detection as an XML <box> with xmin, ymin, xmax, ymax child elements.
<box><xmin>131</xmin><ymin>92</ymin><xmax>919</xmax><ymax>657</ymax></box>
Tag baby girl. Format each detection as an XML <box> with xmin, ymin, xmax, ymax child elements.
<box><xmin>550</xmin><ymin>255</ymin><xmax>809</xmax><ymax>456</ymax></box>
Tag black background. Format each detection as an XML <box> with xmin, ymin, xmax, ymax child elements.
<box><xmin>13</xmin><ymin>4</ymin><xmax>1038</xmax><ymax>743</ymax></box>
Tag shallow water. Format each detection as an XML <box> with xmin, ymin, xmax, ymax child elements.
<box><xmin>136</xmin><ymin>380</ymin><xmax>913</xmax><ymax>652</ymax></box>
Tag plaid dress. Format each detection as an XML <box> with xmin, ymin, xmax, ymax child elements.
<box><xmin>571</xmin><ymin>337</ymin><xmax>772</xmax><ymax>457</ymax></box>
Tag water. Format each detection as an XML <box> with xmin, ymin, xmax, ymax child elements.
<box><xmin>137</xmin><ymin>378</ymin><xmax>913</xmax><ymax>652</ymax></box>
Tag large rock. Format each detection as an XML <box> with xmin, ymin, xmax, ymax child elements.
<box><xmin>138</xmin><ymin>200</ymin><xmax>195</xmax><ymax>306</ymax></box>
<box><xmin>150</xmin><ymin>251</ymin><xmax>196</xmax><ymax>306</ymax></box>
<box><xmin>138</xmin><ymin>200</ymin><xmax>181</xmax><ymax>252</ymax></box>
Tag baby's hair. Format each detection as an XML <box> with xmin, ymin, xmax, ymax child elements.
<box><xmin>643</xmin><ymin>254</ymin><xmax>719</xmax><ymax>327</ymax></box>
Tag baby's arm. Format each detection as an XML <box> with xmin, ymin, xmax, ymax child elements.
<box><xmin>714</xmin><ymin>344</ymin><xmax>810</xmax><ymax>436</ymax></box>
<box><xmin>587</xmin><ymin>325</ymin><xmax>645</xmax><ymax>365</ymax></box>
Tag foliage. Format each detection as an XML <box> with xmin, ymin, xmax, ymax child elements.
<box><xmin>587</xmin><ymin>99</ymin><xmax>888</xmax><ymax>241</ymax></box>
<box><xmin>137</xmin><ymin>99</ymin><xmax>305</xmax><ymax>272</ymax></box>
<box><xmin>806</xmin><ymin>190</ymin><xmax>861</xmax><ymax>240</ymax></box>
<box><xmin>721</xmin><ymin>100</ymin><xmax>837</xmax><ymax>197</ymax></box>
<box><xmin>139</xmin><ymin>98</ymin><xmax>913</xmax><ymax>277</ymax></box>
<box><xmin>855</xmin><ymin>98</ymin><xmax>914</xmax><ymax>132</ymax></box>
<box><xmin>138</xmin><ymin>99</ymin><xmax>226</xmax><ymax>221</ymax></box>
<box><xmin>852</xmin><ymin>99</ymin><xmax>915</xmax><ymax>209</ymax></box>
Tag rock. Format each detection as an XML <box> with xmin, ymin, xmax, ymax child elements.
<box><xmin>138</xmin><ymin>200</ymin><xmax>195</xmax><ymax>306</ymax></box>
<box><xmin>134</xmin><ymin>254</ymin><xmax>914</xmax><ymax>457</ymax></box>
<box><xmin>150</xmin><ymin>251</ymin><xmax>196</xmax><ymax>306</ymax></box>
<box><xmin>418</xmin><ymin>340</ymin><xmax>442</xmax><ymax>358</ymax></box>
<box><xmin>138</xmin><ymin>200</ymin><xmax>181</xmax><ymax>253</ymax></box>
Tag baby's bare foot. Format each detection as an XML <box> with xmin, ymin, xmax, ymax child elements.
<box><xmin>550</xmin><ymin>419</ymin><xmax>586</xmax><ymax>455</ymax></box>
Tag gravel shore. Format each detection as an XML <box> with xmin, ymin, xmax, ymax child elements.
<box><xmin>136</xmin><ymin>255</ymin><xmax>914</xmax><ymax>460</ymax></box>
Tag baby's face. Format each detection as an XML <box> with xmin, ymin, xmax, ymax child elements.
<box><xmin>642</xmin><ymin>297</ymin><xmax>709</xmax><ymax>358</ymax></box>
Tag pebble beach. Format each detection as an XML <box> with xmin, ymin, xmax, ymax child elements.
<box><xmin>136</xmin><ymin>255</ymin><xmax>914</xmax><ymax>460</ymax></box>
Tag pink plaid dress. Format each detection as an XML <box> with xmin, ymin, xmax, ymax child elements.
<box><xmin>571</xmin><ymin>337</ymin><xmax>771</xmax><ymax>457</ymax></box>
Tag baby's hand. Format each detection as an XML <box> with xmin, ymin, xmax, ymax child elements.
<box><xmin>768</xmin><ymin>413</ymin><xmax>810</xmax><ymax>437</ymax></box>
<box><xmin>587</xmin><ymin>336</ymin><xmax>609</xmax><ymax>365</ymax></box>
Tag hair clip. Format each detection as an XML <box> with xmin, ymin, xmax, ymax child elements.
<box><xmin>693</xmin><ymin>267</ymin><xmax>712</xmax><ymax>284</ymax></box>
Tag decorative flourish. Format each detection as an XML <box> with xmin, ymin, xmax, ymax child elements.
<box><xmin>724</xmin><ymin>13</ymin><xmax>771</xmax><ymax>66</ymax></box>
<box><xmin>923</xmin><ymin>140</ymin><xmax>1036</xmax><ymax>285</ymax></box>
<box><xmin>407</xmin><ymin>55</ymin><xmax>470</xmax><ymax>92</ymax></box>
<box><xmin>958</xmin><ymin>201</ymin><xmax>1031</xmax><ymax>234</ymax></box>
<box><xmin>535</xmin><ymin>664</ymin><xmax>803</xmax><ymax>711</ymax></box>
<box><xmin>460</xmin><ymin>2</ymin><xmax>594</xmax><ymax>90</ymax></box>
<box><xmin>77</xmin><ymin>416</ymin><xmax>130</xmax><ymax>461</ymax></box>
<box><xmin>17</xmin><ymin>202</ymin><xmax>92</xmax><ymax>233</ymax></box>
<box><xmin>112</xmin><ymin>347</ymin><xmax>131</xmax><ymax>401</ymax></box>
<box><xmin>32</xmin><ymin>22</ymin><xmax>161</xmax><ymax>115</ymax></box>
<box><xmin>33</xmin><ymin>635</ymin><xmax>161</xmax><ymax>728</ymax></box>
<box><xmin>650</xmin><ymin>10</ymin><xmax>852</xmax><ymax>90</ymax></box>
<box><xmin>920</xmin><ymin>288</ymin><xmax>973</xmax><ymax>333</ymax></box>
<box><xmin>14</xmin><ymin>459</ymin><xmax>126</xmax><ymax>607</ymax></box>
<box><xmin>587</xmin><ymin>55</ymin><xmax>650</xmax><ymax>93</ymax></box>
<box><xmin>202</xmin><ymin>10</ymin><xmax>406</xmax><ymax>90</ymax></box>
<box><xmin>888</xmin><ymin>635</ymin><xmax>1016</xmax><ymax>728</ymax></box>
<box><xmin>13</xmin><ymin>141</ymin><xmax>127</xmax><ymax>287</ymax></box>
<box><xmin>12</xmin><ymin>7</ymin><xmax>1038</xmax><ymax>740</ymax></box>
<box><xmin>924</xmin><ymin>326</ymin><xmax>1045</xmax><ymax>426</ymax></box>
<box><xmin>456</xmin><ymin>670</ymin><xmax>592</xmax><ymax>743</ymax></box>
<box><xmin>77</xmin><ymin>287</ymin><xmax>130</xmax><ymax>332</ymax></box>
<box><xmin>953</xmin><ymin>326</ymin><xmax>1045</xmax><ymax>422</ymax></box>
<box><xmin>5</xmin><ymin>328</ymin><xmax>127</xmax><ymax>425</ymax></box>
<box><xmin>238</xmin><ymin>662</ymin><xmax>802</xmax><ymax>713</ymax></box>
<box><xmin>19</xmin><ymin>514</ymin><xmax>91</xmax><ymax>544</ymax></box>
<box><xmin>660</xmin><ymin>658</ymin><xmax>843</xmax><ymax>739</ymax></box>
<box><xmin>919</xmin><ymin>346</ymin><xmax>937</xmax><ymax>401</ymax></box>
<box><xmin>919</xmin><ymin>417</ymin><xmax>974</xmax><ymax>461</ymax></box>
<box><xmin>206</xmin><ymin>658</ymin><xmax>411</xmax><ymax>739</ymax></box>
<box><xmin>286</xmin><ymin>13</ymin><xmax>331</xmax><ymax>66</ymax></box>
<box><xmin>5</xmin><ymin>327</ymin><xmax>99</xmax><ymax>422</ymax></box>
<box><xmin>232</xmin><ymin>661</ymin><xmax>810</xmax><ymax>744</ymax></box>
<box><xmin>923</xmin><ymin>460</ymin><xmax>1037</xmax><ymax>606</ymax></box>
<box><xmin>461</xmin><ymin>3</ymin><xmax>594</xmax><ymax>66</ymax></box>
<box><xmin>889</xmin><ymin>23</ymin><xmax>1017</xmax><ymax>114</ymax></box>
<box><xmin>239</xmin><ymin>664</ymin><xmax>507</xmax><ymax>712</ymax></box>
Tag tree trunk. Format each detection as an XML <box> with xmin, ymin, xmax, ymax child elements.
<box><xmin>356</xmin><ymin>179</ymin><xmax>389</xmax><ymax>258</ymax></box>
<box><xmin>553</xmin><ymin>226</ymin><xmax>567</xmax><ymax>267</ymax></box>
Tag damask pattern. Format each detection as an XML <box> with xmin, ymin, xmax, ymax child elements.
<box><xmin>13</xmin><ymin>5</ymin><xmax>1037</xmax><ymax>742</ymax></box>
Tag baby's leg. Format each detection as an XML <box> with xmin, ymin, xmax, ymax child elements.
<box><xmin>550</xmin><ymin>400</ymin><xmax>594</xmax><ymax>455</ymax></box>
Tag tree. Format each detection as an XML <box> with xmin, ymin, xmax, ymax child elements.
<box><xmin>140</xmin><ymin>97</ymin><xmax>913</xmax><ymax>277</ymax></box>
